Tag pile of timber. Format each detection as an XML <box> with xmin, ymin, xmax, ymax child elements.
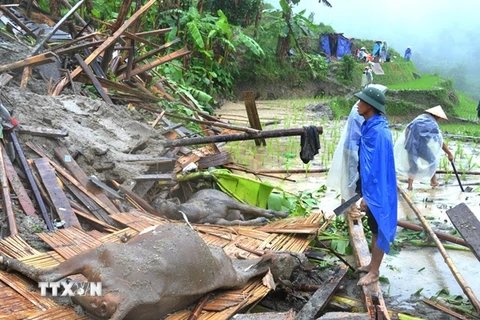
<box><xmin>0</xmin><ymin>1</ymin><xmax>264</xmax><ymax>204</ymax></box>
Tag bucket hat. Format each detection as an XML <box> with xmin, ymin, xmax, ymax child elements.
<box><xmin>354</xmin><ymin>86</ymin><xmax>386</xmax><ymax>114</ymax></box>
<box><xmin>425</xmin><ymin>105</ymin><xmax>448</xmax><ymax>120</ymax></box>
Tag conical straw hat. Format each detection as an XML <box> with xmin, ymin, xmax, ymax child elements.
<box><xmin>425</xmin><ymin>105</ymin><xmax>448</xmax><ymax>120</ymax></box>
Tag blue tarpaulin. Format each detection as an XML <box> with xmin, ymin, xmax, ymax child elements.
<box><xmin>319</xmin><ymin>34</ymin><xmax>352</xmax><ymax>59</ymax></box>
<box><xmin>320</xmin><ymin>35</ymin><xmax>331</xmax><ymax>56</ymax></box>
<box><xmin>336</xmin><ymin>35</ymin><xmax>352</xmax><ymax>59</ymax></box>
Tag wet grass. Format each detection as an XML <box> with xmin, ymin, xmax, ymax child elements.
<box><xmin>387</xmin><ymin>74</ymin><xmax>445</xmax><ymax>90</ymax></box>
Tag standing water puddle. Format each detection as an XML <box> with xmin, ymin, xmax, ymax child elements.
<box><xmin>218</xmin><ymin>99</ymin><xmax>480</xmax><ymax>311</ymax></box>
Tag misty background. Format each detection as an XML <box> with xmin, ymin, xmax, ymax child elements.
<box><xmin>265</xmin><ymin>0</ymin><xmax>480</xmax><ymax>101</ymax></box>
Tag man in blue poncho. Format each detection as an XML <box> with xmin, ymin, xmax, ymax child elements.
<box><xmin>326</xmin><ymin>84</ymin><xmax>388</xmax><ymax>202</ymax></box>
<box><xmin>354</xmin><ymin>87</ymin><xmax>398</xmax><ymax>286</ymax></box>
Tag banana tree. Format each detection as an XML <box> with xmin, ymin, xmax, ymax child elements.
<box><xmin>275</xmin><ymin>0</ymin><xmax>332</xmax><ymax>62</ymax></box>
<box><xmin>158</xmin><ymin>6</ymin><xmax>264</xmax><ymax>98</ymax></box>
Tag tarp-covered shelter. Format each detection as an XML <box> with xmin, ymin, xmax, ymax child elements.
<box><xmin>319</xmin><ymin>33</ymin><xmax>353</xmax><ymax>59</ymax></box>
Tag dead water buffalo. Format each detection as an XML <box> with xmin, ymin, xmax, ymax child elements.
<box><xmin>0</xmin><ymin>224</ymin><xmax>302</xmax><ymax>320</ymax></box>
<box><xmin>154</xmin><ymin>189</ymin><xmax>290</xmax><ymax>226</ymax></box>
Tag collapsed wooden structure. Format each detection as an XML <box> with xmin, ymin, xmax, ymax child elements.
<box><xmin>0</xmin><ymin>2</ymin><xmax>343</xmax><ymax>319</ymax></box>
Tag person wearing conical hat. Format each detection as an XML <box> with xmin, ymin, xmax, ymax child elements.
<box><xmin>394</xmin><ymin>105</ymin><xmax>454</xmax><ymax>191</ymax></box>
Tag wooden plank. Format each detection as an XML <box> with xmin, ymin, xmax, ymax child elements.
<box><xmin>52</xmin><ymin>0</ymin><xmax>158</xmax><ymax>94</ymax></box>
<box><xmin>54</xmin><ymin>147</ymin><xmax>119</xmax><ymax>214</ymax></box>
<box><xmin>446</xmin><ymin>203</ymin><xmax>480</xmax><ymax>261</ymax></box>
<box><xmin>0</xmin><ymin>143</ymin><xmax>17</xmax><ymax>236</ymax></box>
<box><xmin>197</xmin><ymin>152</ymin><xmax>231</xmax><ymax>169</ymax></box>
<box><xmin>2</xmin><ymin>146</ymin><xmax>37</xmax><ymax>217</ymax></box>
<box><xmin>8</xmin><ymin>132</ymin><xmax>54</xmax><ymax>231</ymax></box>
<box><xmin>20</xmin><ymin>66</ymin><xmax>31</xmax><ymax>88</ymax></box>
<box><xmin>0</xmin><ymin>73</ymin><xmax>13</xmax><ymax>88</ymax></box>
<box><xmin>33</xmin><ymin>158</ymin><xmax>80</xmax><ymax>228</ymax></box>
<box><xmin>17</xmin><ymin>125</ymin><xmax>68</xmax><ymax>137</ymax></box>
<box><xmin>0</xmin><ymin>5</ymin><xmax>36</xmax><ymax>38</ymax></box>
<box><xmin>243</xmin><ymin>91</ymin><xmax>266</xmax><ymax>146</ymax></box>
<box><xmin>75</xmin><ymin>53</ymin><xmax>113</xmax><ymax>104</ymax></box>
<box><xmin>295</xmin><ymin>264</ymin><xmax>349</xmax><ymax>320</ymax></box>
<box><xmin>0</xmin><ymin>52</ymin><xmax>55</xmax><ymax>73</ymax></box>
<box><xmin>60</xmin><ymin>176</ymin><xmax>115</xmax><ymax>226</ymax></box>
<box><xmin>347</xmin><ymin>213</ymin><xmax>390</xmax><ymax>320</ymax></box>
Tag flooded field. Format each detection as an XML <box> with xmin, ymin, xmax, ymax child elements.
<box><xmin>218</xmin><ymin>99</ymin><xmax>480</xmax><ymax>315</ymax></box>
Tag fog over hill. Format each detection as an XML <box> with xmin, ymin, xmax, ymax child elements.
<box><xmin>265</xmin><ymin>0</ymin><xmax>480</xmax><ymax>100</ymax></box>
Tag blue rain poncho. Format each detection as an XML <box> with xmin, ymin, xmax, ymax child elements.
<box><xmin>394</xmin><ymin>113</ymin><xmax>443</xmax><ymax>182</ymax></box>
<box><xmin>326</xmin><ymin>102</ymin><xmax>363</xmax><ymax>200</ymax></box>
<box><xmin>359</xmin><ymin>114</ymin><xmax>398</xmax><ymax>254</ymax></box>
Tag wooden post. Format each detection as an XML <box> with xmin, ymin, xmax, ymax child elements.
<box><xmin>242</xmin><ymin>91</ymin><xmax>266</xmax><ymax>146</ymax></box>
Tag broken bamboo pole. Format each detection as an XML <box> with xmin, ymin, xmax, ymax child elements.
<box><xmin>32</xmin><ymin>0</ymin><xmax>85</xmax><ymax>55</ymax></box>
<box><xmin>397</xmin><ymin>220</ymin><xmax>468</xmax><ymax>247</ymax></box>
<box><xmin>436</xmin><ymin>169</ymin><xmax>480</xmax><ymax>175</ymax></box>
<box><xmin>8</xmin><ymin>132</ymin><xmax>54</xmax><ymax>231</ymax></box>
<box><xmin>224</xmin><ymin>165</ymin><xmax>329</xmax><ymax>175</ymax></box>
<box><xmin>0</xmin><ymin>143</ymin><xmax>17</xmax><ymax>236</ymax></box>
<box><xmin>52</xmin><ymin>0</ymin><xmax>158</xmax><ymax>95</ymax></box>
<box><xmin>163</xmin><ymin>126</ymin><xmax>323</xmax><ymax>148</ymax></box>
<box><xmin>222</xmin><ymin>164</ymin><xmax>296</xmax><ymax>182</ymax></box>
<box><xmin>398</xmin><ymin>185</ymin><xmax>480</xmax><ymax>314</ymax></box>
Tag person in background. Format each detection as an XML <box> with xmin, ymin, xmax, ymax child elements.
<box><xmin>361</xmin><ymin>67</ymin><xmax>369</xmax><ymax>88</ymax></box>
<box><xmin>394</xmin><ymin>106</ymin><xmax>454</xmax><ymax>190</ymax></box>
<box><xmin>372</xmin><ymin>41</ymin><xmax>382</xmax><ymax>62</ymax></box>
<box><xmin>358</xmin><ymin>47</ymin><xmax>368</xmax><ymax>62</ymax></box>
<box><xmin>380</xmin><ymin>41</ymin><xmax>388</xmax><ymax>62</ymax></box>
<box><xmin>366</xmin><ymin>66</ymin><xmax>374</xmax><ymax>85</ymax></box>
<box><xmin>353</xmin><ymin>86</ymin><xmax>398</xmax><ymax>286</ymax></box>
<box><xmin>404</xmin><ymin>46</ymin><xmax>412</xmax><ymax>61</ymax></box>
<box><xmin>476</xmin><ymin>100</ymin><xmax>480</xmax><ymax>124</ymax></box>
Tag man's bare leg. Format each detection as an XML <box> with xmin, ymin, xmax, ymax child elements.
<box><xmin>407</xmin><ymin>178</ymin><xmax>414</xmax><ymax>191</ymax></box>
<box><xmin>357</xmin><ymin>234</ymin><xmax>383</xmax><ymax>285</ymax></box>
<box><xmin>430</xmin><ymin>175</ymin><xmax>439</xmax><ymax>188</ymax></box>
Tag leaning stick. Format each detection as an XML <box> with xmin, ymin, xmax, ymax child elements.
<box><xmin>0</xmin><ymin>143</ymin><xmax>17</xmax><ymax>236</ymax></box>
<box><xmin>398</xmin><ymin>185</ymin><xmax>480</xmax><ymax>314</ymax></box>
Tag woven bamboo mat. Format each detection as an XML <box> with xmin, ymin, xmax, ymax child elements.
<box><xmin>36</xmin><ymin>227</ymin><xmax>103</xmax><ymax>259</ymax></box>
<box><xmin>0</xmin><ymin>236</ymin><xmax>41</xmax><ymax>259</ymax></box>
<box><xmin>0</xmin><ymin>211</ymin><xmax>331</xmax><ymax>319</ymax></box>
<box><xmin>0</xmin><ymin>236</ymin><xmax>85</xmax><ymax>319</ymax></box>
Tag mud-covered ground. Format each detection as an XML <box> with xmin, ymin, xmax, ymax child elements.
<box><xmin>218</xmin><ymin>100</ymin><xmax>480</xmax><ymax>320</ymax></box>
<box><xmin>0</xmin><ymin>76</ymin><xmax>167</xmax><ymax>245</ymax></box>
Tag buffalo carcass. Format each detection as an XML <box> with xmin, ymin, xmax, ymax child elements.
<box><xmin>154</xmin><ymin>189</ymin><xmax>289</xmax><ymax>226</ymax></box>
<box><xmin>0</xmin><ymin>223</ymin><xmax>304</xmax><ymax>319</ymax></box>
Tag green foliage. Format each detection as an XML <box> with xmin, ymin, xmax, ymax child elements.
<box><xmin>432</xmin><ymin>288</ymin><xmax>477</xmax><ymax>317</ymax></box>
<box><xmin>157</xmin><ymin>6</ymin><xmax>264</xmax><ymax>99</ymax></box>
<box><xmin>337</xmin><ymin>54</ymin><xmax>356</xmax><ymax>83</ymax></box>
<box><xmin>204</xmin><ymin>0</ymin><xmax>262</xmax><ymax>27</ymax></box>
<box><xmin>328</xmin><ymin>96</ymin><xmax>357</xmax><ymax>119</ymax></box>
<box><xmin>318</xmin><ymin>215</ymin><xmax>352</xmax><ymax>255</ymax></box>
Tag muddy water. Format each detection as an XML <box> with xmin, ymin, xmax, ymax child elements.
<box><xmin>218</xmin><ymin>100</ymin><xmax>480</xmax><ymax>310</ymax></box>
